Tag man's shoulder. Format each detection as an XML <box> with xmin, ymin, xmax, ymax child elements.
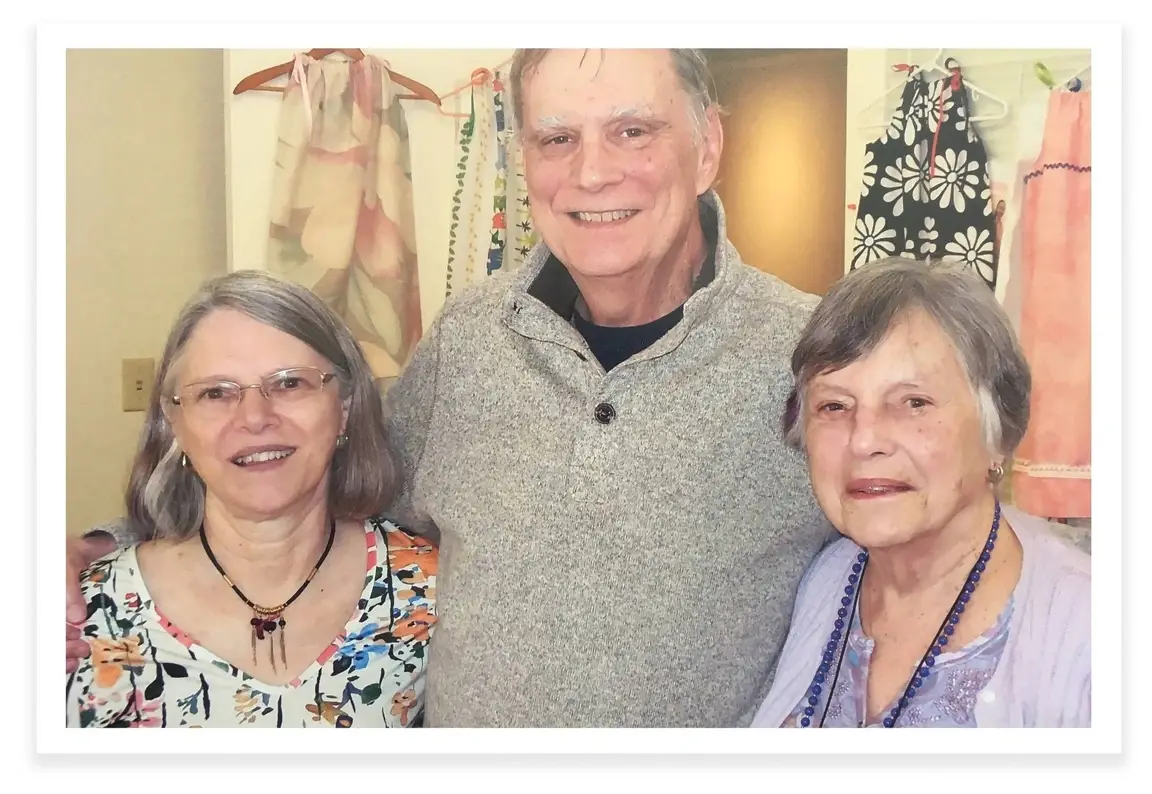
<box><xmin>728</xmin><ymin>259</ymin><xmax>821</xmax><ymax>319</ymax></box>
<box><xmin>435</xmin><ymin>268</ymin><xmax>524</xmax><ymax>326</ymax></box>
<box><xmin>706</xmin><ymin>253</ymin><xmax>821</xmax><ymax>358</ymax></box>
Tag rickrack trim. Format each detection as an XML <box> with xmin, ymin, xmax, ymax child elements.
<box><xmin>1023</xmin><ymin>162</ymin><xmax>1091</xmax><ymax>184</ymax></box>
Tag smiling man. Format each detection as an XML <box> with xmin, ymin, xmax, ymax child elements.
<box><xmin>66</xmin><ymin>48</ymin><xmax>832</xmax><ymax>728</ymax></box>
<box><xmin>381</xmin><ymin>49</ymin><xmax>832</xmax><ymax>727</ymax></box>
<box><xmin>519</xmin><ymin>49</ymin><xmax>717</xmax><ymax>331</ymax></box>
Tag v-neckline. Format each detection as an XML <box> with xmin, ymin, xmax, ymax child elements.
<box><xmin>127</xmin><ymin>521</ymin><xmax>382</xmax><ymax>693</ymax></box>
<box><xmin>847</xmin><ymin>594</ymin><xmax>1015</xmax><ymax>727</ymax></box>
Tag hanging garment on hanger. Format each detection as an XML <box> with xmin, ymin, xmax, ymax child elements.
<box><xmin>445</xmin><ymin>69</ymin><xmax>535</xmax><ymax>298</ymax></box>
<box><xmin>446</xmin><ymin>85</ymin><xmax>495</xmax><ymax>296</ymax></box>
<box><xmin>851</xmin><ymin>71</ymin><xmax>997</xmax><ymax>288</ymax></box>
<box><xmin>265</xmin><ymin>54</ymin><xmax>424</xmax><ymax>390</ymax></box>
<box><xmin>1011</xmin><ymin>89</ymin><xmax>1092</xmax><ymax>519</ymax></box>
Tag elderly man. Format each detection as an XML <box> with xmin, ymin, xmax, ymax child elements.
<box><xmin>66</xmin><ymin>48</ymin><xmax>831</xmax><ymax>727</ymax></box>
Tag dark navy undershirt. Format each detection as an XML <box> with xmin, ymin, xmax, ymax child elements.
<box><xmin>527</xmin><ymin>201</ymin><xmax>720</xmax><ymax>373</ymax></box>
<box><xmin>572</xmin><ymin>305</ymin><xmax>685</xmax><ymax>372</ymax></box>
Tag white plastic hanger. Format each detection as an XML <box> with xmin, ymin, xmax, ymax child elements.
<box><xmin>1058</xmin><ymin>63</ymin><xmax>1090</xmax><ymax>91</ymax></box>
<box><xmin>1035</xmin><ymin>60</ymin><xmax>1091</xmax><ymax>92</ymax></box>
<box><xmin>858</xmin><ymin>49</ymin><xmax>1010</xmax><ymax>130</ymax></box>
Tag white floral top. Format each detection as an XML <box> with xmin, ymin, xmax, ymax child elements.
<box><xmin>66</xmin><ymin>518</ymin><xmax>437</xmax><ymax>728</ymax></box>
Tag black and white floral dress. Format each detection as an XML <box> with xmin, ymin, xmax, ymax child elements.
<box><xmin>851</xmin><ymin>72</ymin><xmax>997</xmax><ymax>289</ymax></box>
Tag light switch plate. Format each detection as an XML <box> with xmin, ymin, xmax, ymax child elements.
<box><xmin>122</xmin><ymin>358</ymin><xmax>155</xmax><ymax>412</ymax></box>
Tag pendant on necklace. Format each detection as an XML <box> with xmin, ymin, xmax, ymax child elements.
<box><xmin>249</xmin><ymin>614</ymin><xmax>288</xmax><ymax>670</ymax></box>
<box><xmin>199</xmin><ymin>519</ymin><xmax>336</xmax><ymax>679</ymax></box>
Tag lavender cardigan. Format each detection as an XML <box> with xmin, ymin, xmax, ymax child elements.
<box><xmin>751</xmin><ymin>505</ymin><xmax>1091</xmax><ymax>728</ymax></box>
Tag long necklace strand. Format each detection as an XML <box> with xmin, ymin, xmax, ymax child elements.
<box><xmin>804</xmin><ymin>500</ymin><xmax>1001</xmax><ymax>728</ymax></box>
<box><xmin>817</xmin><ymin>557</ymin><xmax>865</xmax><ymax>727</ymax></box>
<box><xmin>199</xmin><ymin>518</ymin><xmax>337</xmax><ymax>671</ymax></box>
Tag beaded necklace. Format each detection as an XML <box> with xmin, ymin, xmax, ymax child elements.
<box><xmin>800</xmin><ymin>501</ymin><xmax>1002</xmax><ymax>728</ymax></box>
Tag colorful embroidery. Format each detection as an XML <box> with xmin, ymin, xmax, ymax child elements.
<box><xmin>445</xmin><ymin>68</ymin><xmax>535</xmax><ymax>298</ymax></box>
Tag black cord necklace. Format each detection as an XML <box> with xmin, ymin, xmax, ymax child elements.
<box><xmin>199</xmin><ymin>517</ymin><xmax>337</xmax><ymax>671</ymax></box>
<box><xmin>818</xmin><ymin>557</ymin><xmax>866</xmax><ymax>728</ymax></box>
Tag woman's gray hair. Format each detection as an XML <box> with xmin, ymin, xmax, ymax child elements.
<box><xmin>782</xmin><ymin>256</ymin><xmax>1031</xmax><ymax>458</ymax></box>
<box><xmin>126</xmin><ymin>269</ymin><xmax>399</xmax><ymax>540</ymax></box>
<box><xmin>508</xmin><ymin>48</ymin><xmax>718</xmax><ymax>140</ymax></box>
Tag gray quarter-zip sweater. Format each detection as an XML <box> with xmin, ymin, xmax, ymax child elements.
<box><xmin>384</xmin><ymin>191</ymin><xmax>833</xmax><ymax>727</ymax></box>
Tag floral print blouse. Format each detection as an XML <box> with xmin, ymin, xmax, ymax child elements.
<box><xmin>66</xmin><ymin>518</ymin><xmax>437</xmax><ymax>728</ymax></box>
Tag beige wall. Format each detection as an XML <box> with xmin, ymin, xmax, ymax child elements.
<box><xmin>710</xmin><ymin>49</ymin><xmax>847</xmax><ymax>296</ymax></box>
<box><xmin>66</xmin><ymin>49</ymin><xmax>227</xmax><ymax>535</ymax></box>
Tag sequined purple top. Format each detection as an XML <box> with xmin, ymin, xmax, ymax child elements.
<box><xmin>783</xmin><ymin>597</ymin><xmax>1013</xmax><ymax>728</ymax></box>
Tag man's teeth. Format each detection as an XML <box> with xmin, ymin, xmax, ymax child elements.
<box><xmin>576</xmin><ymin>210</ymin><xmax>637</xmax><ymax>223</ymax></box>
<box><xmin>234</xmin><ymin>450</ymin><xmax>293</xmax><ymax>466</ymax></box>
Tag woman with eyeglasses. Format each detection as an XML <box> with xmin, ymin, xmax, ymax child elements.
<box><xmin>65</xmin><ymin>270</ymin><xmax>436</xmax><ymax>728</ymax></box>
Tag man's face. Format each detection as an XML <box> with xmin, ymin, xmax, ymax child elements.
<box><xmin>519</xmin><ymin>49</ymin><xmax>722</xmax><ymax>281</ymax></box>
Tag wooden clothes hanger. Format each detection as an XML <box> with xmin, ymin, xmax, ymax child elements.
<box><xmin>858</xmin><ymin>49</ymin><xmax>1009</xmax><ymax>130</ymax></box>
<box><xmin>437</xmin><ymin>58</ymin><xmax>515</xmax><ymax>119</ymax></box>
<box><xmin>437</xmin><ymin>68</ymin><xmax>496</xmax><ymax>119</ymax></box>
<box><xmin>232</xmin><ymin>48</ymin><xmax>442</xmax><ymax>106</ymax></box>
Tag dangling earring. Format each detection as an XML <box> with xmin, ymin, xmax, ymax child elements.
<box><xmin>181</xmin><ymin>452</ymin><xmax>190</xmax><ymax>468</ymax></box>
<box><xmin>988</xmin><ymin>462</ymin><xmax>1005</xmax><ymax>483</ymax></box>
<box><xmin>335</xmin><ymin>434</ymin><xmax>348</xmax><ymax>449</ymax></box>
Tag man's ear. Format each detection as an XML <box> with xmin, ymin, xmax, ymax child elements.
<box><xmin>695</xmin><ymin>105</ymin><xmax>724</xmax><ymax>196</ymax></box>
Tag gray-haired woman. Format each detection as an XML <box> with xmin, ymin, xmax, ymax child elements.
<box><xmin>752</xmin><ymin>257</ymin><xmax>1089</xmax><ymax>728</ymax></box>
<box><xmin>65</xmin><ymin>270</ymin><xmax>436</xmax><ymax>728</ymax></box>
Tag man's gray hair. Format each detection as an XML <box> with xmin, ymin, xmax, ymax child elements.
<box><xmin>508</xmin><ymin>48</ymin><xmax>717</xmax><ymax>140</ymax></box>
<box><xmin>782</xmin><ymin>256</ymin><xmax>1031</xmax><ymax>458</ymax></box>
<box><xmin>125</xmin><ymin>270</ymin><xmax>399</xmax><ymax>540</ymax></box>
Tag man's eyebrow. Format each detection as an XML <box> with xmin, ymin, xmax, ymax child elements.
<box><xmin>606</xmin><ymin>105</ymin><xmax>659</xmax><ymax>122</ymax></box>
<box><xmin>526</xmin><ymin>107</ymin><xmax>667</xmax><ymax>138</ymax></box>
<box><xmin>527</xmin><ymin>116</ymin><xmax>567</xmax><ymax>136</ymax></box>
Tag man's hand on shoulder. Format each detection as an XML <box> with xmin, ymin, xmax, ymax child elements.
<box><xmin>65</xmin><ymin>531</ymin><xmax>118</xmax><ymax>673</ymax></box>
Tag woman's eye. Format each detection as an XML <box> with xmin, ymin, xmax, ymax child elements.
<box><xmin>200</xmin><ymin>387</ymin><xmax>228</xmax><ymax>401</ymax></box>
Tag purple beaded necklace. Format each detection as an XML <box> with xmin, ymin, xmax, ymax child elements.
<box><xmin>800</xmin><ymin>500</ymin><xmax>1002</xmax><ymax>728</ymax></box>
